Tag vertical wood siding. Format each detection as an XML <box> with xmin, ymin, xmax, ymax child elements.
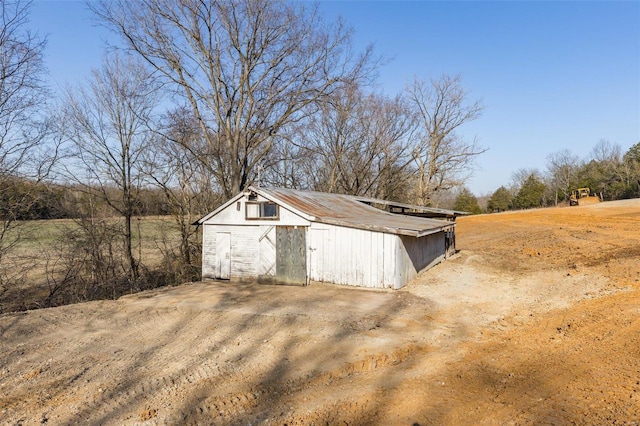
<box><xmin>215</xmin><ymin>232</ymin><xmax>231</xmax><ymax>279</ymax></box>
<box><xmin>228</xmin><ymin>226</ymin><xmax>260</xmax><ymax>279</ymax></box>
<box><xmin>308</xmin><ymin>228</ymin><xmax>326</xmax><ymax>280</ymax></box>
<box><xmin>309</xmin><ymin>224</ymin><xmax>397</xmax><ymax>289</ymax></box>
<box><xmin>201</xmin><ymin>225</ymin><xmax>260</xmax><ymax>280</ymax></box>
<box><xmin>275</xmin><ymin>226</ymin><xmax>307</xmax><ymax>285</ymax></box>
<box><xmin>395</xmin><ymin>233</ymin><xmax>446</xmax><ymax>288</ymax></box>
<box><xmin>202</xmin><ymin>224</ymin><xmax>217</xmax><ymax>279</ymax></box>
<box><xmin>382</xmin><ymin>233</ymin><xmax>397</xmax><ymax>287</ymax></box>
<box><xmin>201</xmin><ymin>194</ymin><xmax>310</xmax><ymax>282</ymax></box>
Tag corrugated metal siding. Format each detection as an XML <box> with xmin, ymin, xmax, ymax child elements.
<box><xmin>309</xmin><ymin>223</ymin><xmax>396</xmax><ymax>289</ymax></box>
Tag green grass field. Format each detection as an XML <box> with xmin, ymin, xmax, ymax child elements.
<box><xmin>8</xmin><ymin>215</ymin><xmax>182</xmax><ymax>254</ymax></box>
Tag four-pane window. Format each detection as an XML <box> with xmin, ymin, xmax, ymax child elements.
<box><xmin>246</xmin><ymin>202</ymin><xmax>279</xmax><ymax>219</ymax></box>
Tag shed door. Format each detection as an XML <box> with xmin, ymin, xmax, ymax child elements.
<box><xmin>309</xmin><ymin>228</ymin><xmax>327</xmax><ymax>281</ymax></box>
<box><xmin>259</xmin><ymin>226</ymin><xmax>276</xmax><ymax>277</ymax></box>
<box><xmin>216</xmin><ymin>232</ymin><xmax>231</xmax><ymax>280</ymax></box>
<box><xmin>445</xmin><ymin>229</ymin><xmax>455</xmax><ymax>258</ymax></box>
<box><xmin>275</xmin><ymin>226</ymin><xmax>307</xmax><ymax>286</ymax></box>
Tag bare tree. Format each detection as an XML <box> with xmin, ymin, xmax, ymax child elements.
<box><xmin>591</xmin><ymin>139</ymin><xmax>622</xmax><ymax>164</ymax></box>
<box><xmin>0</xmin><ymin>0</ymin><xmax>54</xmax><ymax>308</ymax></box>
<box><xmin>144</xmin><ymin>106</ymin><xmax>222</xmax><ymax>282</ymax></box>
<box><xmin>407</xmin><ymin>75</ymin><xmax>485</xmax><ymax>206</ymax></box>
<box><xmin>92</xmin><ymin>0</ymin><xmax>374</xmax><ymax>198</ymax></box>
<box><xmin>62</xmin><ymin>53</ymin><xmax>158</xmax><ymax>286</ymax></box>
<box><xmin>260</xmin><ymin>136</ymin><xmax>310</xmax><ymax>190</ymax></box>
<box><xmin>302</xmin><ymin>84</ymin><xmax>416</xmax><ymax>199</ymax></box>
<box><xmin>546</xmin><ymin>149</ymin><xmax>580</xmax><ymax>205</ymax></box>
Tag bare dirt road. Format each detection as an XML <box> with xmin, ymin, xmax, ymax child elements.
<box><xmin>1</xmin><ymin>199</ymin><xmax>639</xmax><ymax>425</ymax></box>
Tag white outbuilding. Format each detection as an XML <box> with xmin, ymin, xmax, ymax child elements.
<box><xmin>196</xmin><ymin>186</ymin><xmax>458</xmax><ymax>289</ymax></box>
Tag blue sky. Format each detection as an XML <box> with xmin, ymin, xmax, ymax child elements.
<box><xmin>29</xmin><ymin>0</ymin><xmax>640</xmax><ymax>195</ymax></box>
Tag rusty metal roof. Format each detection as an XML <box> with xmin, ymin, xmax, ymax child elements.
<box><xmin>256</xmin><ymin>187</ymin><xmax>454</xmax><ymax>237</ymax></box>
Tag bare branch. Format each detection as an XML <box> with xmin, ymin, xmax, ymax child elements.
<box><xmin>61</xmin><ymin>53</ymin><xmax>159</xmax><ymax>285</ymax></box>
<box><xmin>0</xmin><ymin>0</ymin><xmax>52</xmax><ymax>293</ymax></box>
<box><xmin>91</xmin><ymin>0</ymin><xmax>375</xmax><ymax>197</ymax></box>
<box><xmin>406</xmin><ymin>74</ymin><xmax>486</xmax><ymax>206</ymax></box>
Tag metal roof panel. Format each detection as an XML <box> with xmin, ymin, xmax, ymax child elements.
<box><xmin>255</xmin><ymin>187</ymin><xmax>453</xmax><ymax>236</ymax></box>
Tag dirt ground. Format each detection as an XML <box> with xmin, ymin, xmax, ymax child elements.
<box><xmin>1</xmin><ymin>199</ymin><xmax>639</xmax><ymax>425</ymax></box>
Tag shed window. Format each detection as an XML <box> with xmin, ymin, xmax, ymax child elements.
<box><xmin>246</xmin><ymin>202</ymin><xmax>279</xmax><ymax>220</ymax></box>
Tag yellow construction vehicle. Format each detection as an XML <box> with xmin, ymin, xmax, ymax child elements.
<box><xmin>569</xmin><ymin>187</ymin><xmax>600</xmax><ymax>206</ymax></box>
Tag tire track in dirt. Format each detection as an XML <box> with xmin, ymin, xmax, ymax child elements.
<box><xmin>174</xmin><ymin>343</ymin><xmax>430</xmax><ymax>425</ymax></box>
<box><xmin>57</xmin><ymin>331</ymin><xmax>414</xmax><ymax>424</ymax></box>
<box><xmin>51</xmin><ymin>309</ymin><xmax>242</xmax><ymax>424</ymax></box>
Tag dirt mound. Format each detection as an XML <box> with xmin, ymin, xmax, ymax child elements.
<box><xmin>577</xmin><ymin>195</ymin><xmax>601</xmax><ymax>206</ymax></box>
<box><xmin>1</xmin><ymin>199</ymin><xmax>639</xmax><ymax>424</ymax></box>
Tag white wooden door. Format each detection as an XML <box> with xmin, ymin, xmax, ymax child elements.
<box><xmin>216</xmin><ymin>232</ymin><xmax>231</xmax><ymax>279</ymax></box>
<box><xmin>259</xmin><ymin>226</ymin><xmax>276</xmax><ymax>277</ymax></box>
<box><xmin>309</xmin><ymin>228</ymin><xmax>327</xmax><ymax>281</ymax></box>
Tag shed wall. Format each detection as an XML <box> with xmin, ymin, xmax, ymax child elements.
<box><xmin>202</xmin><ymin>224</ymin><xmax>216</xmax><ymax>279</ymax></box>
<box><xmin>201</xmin><ymin>193</ymin><xmax>310</xmax><ymax>281</ymax></box>
<box><xmin>395</xmin><ymin>233</ymin><xmax>446</xmax><ymax>288</ymax></box>
<box><xmin>308</xmin><ymin>223</ymin><xmax>396</xmax><ymax>289</ymax></box>
<box><xmin>202</xmin><ymin>224</ymin><xmax>264</xmax><ymax>280</ymax></box>
<box><xmin>202</xmin><ymin>194</ymin><xmax>309</xmax><ymax>227</ymax></box>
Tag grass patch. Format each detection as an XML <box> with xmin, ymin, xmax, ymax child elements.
<box><xmin>0</xmin><ymin>215</ymin><xmax>196</xmax><ymax>313</ymax></box>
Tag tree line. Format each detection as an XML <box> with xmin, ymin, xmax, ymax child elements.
<box><xmin>0</xmin><ymin>0</ymin><xmax>636</xmax><ymax>311</ymax></box>
<box><xmin>451</xmin><ymin>140</ymin><xmax>640</xmax><ymax>214</ymax></box>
